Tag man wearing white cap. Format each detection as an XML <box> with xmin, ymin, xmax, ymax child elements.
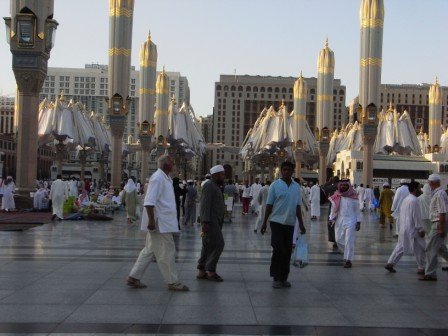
<box><xmin>391</xmin><ymin>179</ymin><xmax>410</xmax><ymax>236</ymax></box>
<box><xmin>420</xmin><ymin>174</ymin><xmax>448</xmax><ymax>281</ymax></box>
<box><xmin>197</xmin><ymin>165</ymin><xmax>226</xmax><ymax>281</ymax></box>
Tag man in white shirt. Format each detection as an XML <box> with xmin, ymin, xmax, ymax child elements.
<box><xmin>420</xmin><ymin>174</ymin><xmax>448</xmax><ymax>281</ymax></box>
<box><xmin>363</xmin><ymin>185</ymin><xmax>375</xmax><ymax>211</ymax></box>
<box><xmin>391</xmin><ymin>179</ymin><xmax>410</xmax><ymax>236</ymax></box>
<box><xmin>68</xmin><ymin>177</ymin><xmax>78</xmax><ymax>198</ymax></box>
<box><xmin>50</xmin><ymin>175</ymin><xmax>68</xmax><ymax>221</ymax></box>
<box><xmin>250</xmin><ymin>178</ymin><xmax>262</xmax><ymax>215</ymax></box>
<box><xmin>356</xmin><ymin>184</ymin><xmax>366</xmax><ymax>211</ymax></box>
<box><xmin>310</xmin><ymin>183</ymin><xmax>321</xmax><ymax>220</ymax></box>
<box><xmin>127</xmin><ymin>155</ymin><xmax>189</xmax><ymax>291</ymax></box>
<box><xmin>385</xmin><ymin>182</ymin><xmax>426</xmax><ymax>274</ymax></box>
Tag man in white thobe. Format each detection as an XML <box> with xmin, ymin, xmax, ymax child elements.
<box><xmin>329</xmin><ymin>180</ymin><xmax>361</xmax><ymax>268</ymax></box>
<box><xmin>385</xmin><ymin>182</ymin><xmax>426</xmax><ymax>274</ymax></box>
<box><xmin>363</xmin><ymin>185</ymin><xmax>375</xmax><ymax>211</ymax></box>
<box><xmin>356</xmin><ymin>184</ymin><xmax>365</xmax><ymax>211</ymax></box>
<box><xmin>250</xmin><ymin>178</ymin><xmax>263</xmax><ymax>215</ymax></box>
<box><xmin>127</xmin><ymin>154</ymin><xmax>189</xmax><ymax>291</ymax></box>
<box><xmin>254</xmin><ymin>181</ymin><xmax>271</xmax><ymax>233</ymax></box>
<box><xmin>420</xmin><ymin>174</ymin><xmax>448</xmax><ymax>281</ymax></box>
<box><xmin>391</xmin><ymin>180</ymin><xmax>410</xmax><ymax>236</ymax></box>
<box><xmin>310</xmin><ymin>183</ymin><xmax>321</xmax><ymax>220</ymax></box>
<box><xmin>50</xmin><ymin>175</ymin><xmax>68</xmax><ymax>221</ymax></box>
<box><xmin>68</xmin><ymin>177</ymin><xmax>78</xmax><ymax>198</ymax></box>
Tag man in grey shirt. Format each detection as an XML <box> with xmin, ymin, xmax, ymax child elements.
<box><xmin>197</xmin><ymin>165</ymin><xmax>226</xmax><ymax>282</ymax></box>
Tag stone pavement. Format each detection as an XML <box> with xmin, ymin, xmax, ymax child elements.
<box><xmin>0</xmin><ymin>203</ymin><xmax>447</xmax><ymax>335</ymax></box>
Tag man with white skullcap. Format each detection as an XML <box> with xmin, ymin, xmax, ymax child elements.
<box><xmin>391</xmin><ymin>179</ymin><xmax>410</xmax><ymax>236</ymax></box>
<box><xmin>420</xmin><ymin>174</ymin><xmax>448</xmax><ymax>281</ymax></box>
<box><xmin>197</xmin><ymin>165</ymin><xmax>226</xmax><ymax>281</ymax></box>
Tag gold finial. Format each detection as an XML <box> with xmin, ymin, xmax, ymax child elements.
<box><xmin>299</xmin><ymin>70</ymin><xmax>303</xmax><ymax>78</ymax></box>
<box><xmin>162</xmin><ymin>65</ymin><xmax>165</xmax><ymax>74</ymax></box>
<box><xmin>59</xmin><ymin>91</ymin><xmax>65</xmax><ymax>101</ymax></box>
<box><xmin>435</xmin><ymin>76</ymin><xmax>439</xmax><ymax>85</ymax></box>
<box><xmin>325</xmin><ymin>37</ymin><xmax>329</xmax><ymax>48</ymax></box>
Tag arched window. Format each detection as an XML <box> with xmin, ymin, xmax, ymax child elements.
<box><xmin>333</xmin><ymin>89</ymin><xmax>337</xmax><ymax>95</ymax></box>
<box><xmin>231</xmin><ymin>86</ymin><xmax>236</xmax><ymax>91</ymax></box>
<box><xmin>238</xmin><ymin>86</ymin><xmax>243</xmax><ymax>91</ymax></box>
<box><xmin>310</xmin><ymin>89</ymin><xmax>316</xmax><ymax>94</ymax></box>
<box><xmin>274</xmin><ymin>87</ymin><xmax>280</xmax><ymax>93</ymax></box>
<box><xmin>216</xmin><ymin>85</ymin><xmax>222</xmax><ymax>90</ymax></box>
<box><xmin>224</xmin><ymin>85</ymin><xmax>229</xmax><ymax>91</ymax></box>
<box><xmin>281</xmin><ymin>88</ymin><xmax>287</xmax><ymax>93</ymax></box>
<box><xmin>246</xmin><ymin>86</ymin><xmax>251</xmax><ymax>92</ymax></box>
<box><xmin>288</xmin><ymin>88</ymin><xmax>293</xmax><ymax>93</ymax></box>
<box><xmin>260</xmin><ymin>87</ymin><xmax>265</xmax><ymax>92</ymax></box>
<box><xmin>267</xmin><ymin>87</ymin><xmax>272</xmax><ymax>93</ymax></box>
<box><xmin>253</xmin><ymin>86</ymin><xmax>258</xmax><ymax>92</ymax></box>
<box><xmin>339</xmin><ymin>89</ymin><xmax>344</xmax><ymax>95</ymax></box>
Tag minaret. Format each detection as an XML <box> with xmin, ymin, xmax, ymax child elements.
<box><xmin>359</xmin><ymin>0</ymin><xmax>384</xmax><ymax>187</ymax></box>
<box><xmin>154</xmin><ymin>67</ymin><xmax>170</xmax><ymax>139</ymax></box>
<box><xmin>292</xmin><ymin>72</ymin><xmax>307</xmax><ymax>178</ymax></box>
<box><xmin>316</xmin><ymin>39</ymin><xmax>335</xmax><ymax>185</ymax></box>
<box><xmin>359</xmin><ymin>0</ymin><xmax>384</xmax><ymax>109</ymax></box>
<box><xmin>428</xmin><ymin>77</ymin><xmax>442</xmax><ymax>151</ymax></box>
<box><xmin>138</xmin><ymin>31</ymin><xmax>157</xmax><ymax>179</ymax></box>
<box><xmin>316</xmin><ymin>38</ymin><xmax>335</xmax><ymax>132</ymax></box>
<box><xmin>108</xmin><ymin>0</ymin><xmax>134</xmax><ymax>188</ymax></box>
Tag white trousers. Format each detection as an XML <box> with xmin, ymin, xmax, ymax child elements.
<box><xmin>425</xmin><ymin>222</ymin><xmax>448</xmax><ymax>277</ymax></box>
<box><xmin>358</xmin><ymin>199</ymin><xmax>364</xmax><ymax>211</ymax></box>
<box><xmin>336</xmin><ymin>223</ymin><xmax>356</xmax><ymax>261</ymax></box>
<box><xmin>395</xmin><ymin>216</ymin><xmax>401</xmax><ymax>235</ymax></box>
<box><xmin>387</xmin><ymin>238</ymin><xmax>425</xmax><ymax>270</ymax></box>
<box><xmin>129</xmin><ymin>231</ymin><xmax>179</xmax><ymax>284</ymax></box>
<box><xmin>254</xmin><ymin>206</ymin><xmax>264</xmax><ymax>231</ymax></box>
<box><xmin>52</xmin><ymin>198</ymin><xmax>64</xmax><ymax>219</ymax></box>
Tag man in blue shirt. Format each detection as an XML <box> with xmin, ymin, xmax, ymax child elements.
<box><xmin>261</xmin><ymin>161</ymin><xmax>306</xmax><ymax>288</ymax></box>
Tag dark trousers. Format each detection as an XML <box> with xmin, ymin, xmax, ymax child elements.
<box><xmin>242</xmin><ymin>197</ymin><xmax>250</xmax><ymax>213</ymax></box>
<box><xmin>327</xmin><ymin>203</ymin><xmax>335</xmax><ymax>243</ymax></box>
<box><xmin>197</xmin><ymin>223</ymin><xmax>225</xmax><ymax>272</ymax></box>
<box><xmin>270</xmin><ymin>222</ymin><xmax>294</xmax><ymax>282</ymax></box>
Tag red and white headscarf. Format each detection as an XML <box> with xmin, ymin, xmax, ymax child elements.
<box><xmin>329</xmin><ymin>179</ymin><xmax>358</xmax><ymax>218</ymax></box>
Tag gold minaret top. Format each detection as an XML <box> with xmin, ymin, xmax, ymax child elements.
<box><xmin>429</xmin><ymin>77</ymin><xmax>442</xmax><ymax>105</ymax></box>
<box><xmin>360</xmin><ymin>0</ymin><xmax>384</xmax><ymax>28</ymax></box>
<box><xmin>156</xmin><ymin>66</ymin><xmax>169</xmax><ymax>94</ymax></box>
<box><xmin>317</xmin><ymin>38</ymin><xmax>335</xmax><ymax>73</ymax></box>
<box><xmin>294</xmin><ymin>71</ymin><xmax>307</xmax><ymax>100</ymax></box>
<box><xmin>140</xmin><ymin>31</ymin><xmax>157</xmax><ymax>67</ymax></box>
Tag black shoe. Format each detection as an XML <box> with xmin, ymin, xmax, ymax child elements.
<box><xmin>282</xmin><ymin>281</ymin><xmax>291</xmax><ymax>288</ymax></box>
<box><xmin>344</xmin><ymin>261</ymin><xmax>352</xmax><ymax>268</ymax></box>
<box><xmin>51</xmin><ymin>214</ymin><xmax>56</xmax><ymax>221</ymax></box>
<box><xmin>384</xmin><ymin>264</ymin><xmax>396</xmax><ymax>273</ymax></box>
<box><xmin>254</xmin><ymin>229</ymin><xmax>257</xmax><ymax>233</ymax></box>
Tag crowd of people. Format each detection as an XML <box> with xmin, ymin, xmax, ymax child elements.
<box><xmin>1</xmin><ymin>156</ymin><xmax>448</xmax><ymax>290</ymax></box>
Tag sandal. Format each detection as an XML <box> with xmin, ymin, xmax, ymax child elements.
<box><xmin>168</xmin><ymin>283</ymin><xmax>190</xmax><ymax>291</ymax></box>
<box><xmin>206</xmin><ymin>273</ymin><xmax>224</xmax><ymax>282</ymax></box>
<box><xmin>196</xmin><ymin>272</ymin><xmax>207</xmax><ymax>280</ymax></box>
<box><xmin>419</xmin><ymin>275</ymin><xmax>437</xmax><ymax>281</ymax></box>
<box><xmin>126</xmin><ymin>277</ymin><xmax>147</xmax><ymax>288</ymax></box>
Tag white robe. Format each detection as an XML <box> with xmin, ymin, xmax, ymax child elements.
<box><xmin>254</xmin><ymin>185</ymin><xmax>270</xmax><ymax>231</ymax></box>
<box><xmin>68</xmin><ymin>180</ymin><xmax>78</xmax><ymax>198</ymax></box>
<box><xmin>363</xmin><ymin>188</ymin><xmax>375</xmax><ymax>210</ymax></box>
<box><xmin>330</xmin><ymin>197</ymin><xmax>361</xmax><ymax>262</ymax></box>
<box><xmin>357</xmin><ymin>187</ymin><xmax>365</xmax><ymax>210</ymax></box>
<box><xmin>387</xmin><ymin>194</ymin><xmax>425</xmax><ymax>269</ymax></box>
<box><xmin>310</xmin><ymin>185</ymin><xmax>321</xmax><ymax>217</ymax></box>
<box><xmin>293</xmin><ymin>186</ymin><xmax>310</xmax><ymax>243</ymax></box>
<box><xmin>50</xmin><ymin>179</ymin><xmax>68</xmax><ymax>219</ymax></box>
<box><xmin>33</xmin><ymin>189</ymin><xmax>49</xmax><ymax>210</ymax></box>
<box><xmin>391</xmin><ymin>185</ymin><xmax>410</xmax><ymax>235</ymax></box>
<box><xmin>1</xmin><ymin>182</ymin><xmax>15</xmax><ymax>210</ymax></box>
<box><xmin>250</xmin><ymin>183</ymin><xmax>262</xmax><ymax>212</ymax></box>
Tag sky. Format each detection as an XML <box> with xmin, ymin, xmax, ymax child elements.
<box><xmin>0</xmin><ymin>0</ymin><xmax>447</xmax><ymax>116</ymax></box>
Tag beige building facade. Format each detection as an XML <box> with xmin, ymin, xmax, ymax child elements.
<box><xmin>213</xmin><ymin>74</ymin><xmax>346</xmax><ymax>180</ymax></box>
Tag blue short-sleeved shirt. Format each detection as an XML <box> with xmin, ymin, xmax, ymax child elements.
<box><xmin>266</xmin><ymin>179</ymin><xmax>302</xmax><ymax>226</ymax></box>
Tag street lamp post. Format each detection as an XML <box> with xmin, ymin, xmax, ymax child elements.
<box><xmin>4</xmin><ymin>1</ymin><xmax>58</xmax><ymax>196</ymax></box>
<box><xmin>318</xmin><ymin>128</ymin><xmax>330</xmax><ymax>185</ymax></box>
<box><xmin>293</xmin><ymin>140</ymin><xmax>304</xmax><ymax>179</ymax></box>
<box><xmin>362</xmin><ymin>103</ymin><xmax>378</xmax><ymax>186</ymax></box>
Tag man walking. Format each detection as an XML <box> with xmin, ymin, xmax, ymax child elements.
<box><xmin>250</xmin><ymin>178</ymin><xmax>262</xmax><ymax>215</ymax></box>
<box><xmin>357</xmin><ymin>184</ymin><xmax>365</xmax><ymax>211</ymax></box>
<box><xmin>420</xmin><ymin>174</ymin><xmax>448</xmax><ymax>281</ymax></box>
<box><xmin>392</xmin><ymin>179</ymin><xmax>410</xmax><ymax>237</ymax></box>
<box><xmin>127</xmin><ymin>155</ymin><xmax>189</xmax><ymax>291</ymax></box>
<box><xmin>379</xmin><ymin>183</ymin><xmax>394</xmax><ymax>228</ymax></box>
<box><xmin>310</xmin><ymin>182</ymin><xmax>321</xmax><ymax>220</ymax></box>
<box><xmin>254</xmin><ymin>180</ymin><xmax>271</xmax><ymax>233</ymax></box>
<box><xmin>50</xmin><ymin>174</ymin><xmax>68</xmax><ymax>221</ymax></box>
<box><xmin>183</xmin><ymin>180</ymin><xmax>198</xmax><ymax>226</ymax></box>
<box><xmin>385</xmin><ymin>182</ymin><xmax>425</xmax><ymax>274</ymax></box>
<box><xmin>261</xmin><ymin>161</ymin><xmax>306</xmax><ymax>288</ymax></box>
<box><xmin>197</xmin><ymin>165</ymin><xmax>226</xmax><ymax>282</ymax></box>
<box><xmin>329</xmin><ymin>179</ymin><xmax>361</xmax><ymax>268</ymax></box>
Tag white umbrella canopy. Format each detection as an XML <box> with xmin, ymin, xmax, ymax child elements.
<box><xmin>37</xmin><ymin>98</ymin><xmax>56</xmax><ymax>145</ymax></box>
<box><xmin>89</xmin><ymin>112</ymin><xmax>111</xmax><ymax>153</ymax></box>
<box><xmin>57</xmin><ymin>101</ymin><xmax>96</xmax><ymax>148</ymax></box>
<box><xmin>172</xmin><ymin>102</ymin><xmax>206</xmax><ymax>156</ymax></box>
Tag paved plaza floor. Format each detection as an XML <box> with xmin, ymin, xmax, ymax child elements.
<box><xmin>0</xmin><ymin>203</ymin><xmax>447</xmax><ymax>335</ymax></box>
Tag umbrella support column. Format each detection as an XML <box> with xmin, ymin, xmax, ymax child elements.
<box><xmin>294</xmin><ymin>151</ymin><xmax>303</xmax><ymax>179</ymax></box>
<box><xmin>55</xmin><ymin>142</ymin><xmax>66</xmax><ymax>177</ymax></box>
<box><xmin>318</xmin><ymin>141</ymin><xmax>329</xmax><ymax>185</ymax></box>
<box><xmin>79</xmin><ymin>150</ymin><xmax>87</xmax><ymax>181</ymax></box>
